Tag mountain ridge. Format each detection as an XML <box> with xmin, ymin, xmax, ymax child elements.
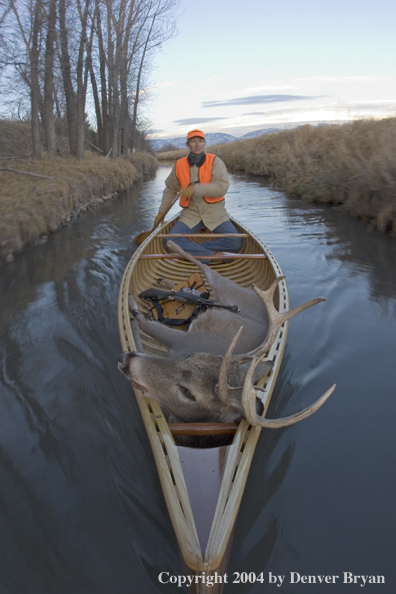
<box><xmin>148</xmin><ymin>128</ymin><xmax>281</xmax><ymax>151</ymax></box>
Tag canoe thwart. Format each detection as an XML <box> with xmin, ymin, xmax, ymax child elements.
<box><xmin>139</xmin><ymin>253</ymin><xmax>267</xmax><ymax>260</ymax></box>
<box><xmin>169</xmin><ymin>422</ymin><xmax>239</xmax><ymax>436</ymax></box>
<box><xmin>157</xmin><ymin>233</ymin><xmax>249</xmax><ymax>238</ymax></box>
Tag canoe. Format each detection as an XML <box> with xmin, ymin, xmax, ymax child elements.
<box><xmin>117</xmin><ymin>214</ymin><xmax>289</xmax><ymax>593</ymax></box>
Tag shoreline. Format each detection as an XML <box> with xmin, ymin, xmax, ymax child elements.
<box><xmin>157</xmin><ymin>118</ymin><xmax>396</xmax><ymax>237</ymax></box>
<box><xmin>0</xmin><ymin>151</ymin><xmax>157</xmax><ymax>263</ymax></box>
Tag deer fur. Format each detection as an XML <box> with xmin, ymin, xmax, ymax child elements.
<box><xmin>118</xmin><ymin>240</ymin><xmax>335</xmax><ymax>425</ymax></box>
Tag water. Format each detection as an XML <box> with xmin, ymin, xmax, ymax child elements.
<box><xmin>1</xmin><ymin>166</ymin><xmax>395</xmax><ymax>593</ymax></box>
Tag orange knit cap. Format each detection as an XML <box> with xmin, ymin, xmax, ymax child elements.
<box><xmin>186</xmin><ymin>129</ymin><xmax>205</xmax><ymax>140</ymax></box>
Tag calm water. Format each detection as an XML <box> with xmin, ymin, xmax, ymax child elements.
<box><xmin>1</xmin><ymin>166</ymin><xmax>395</xmax><ymax>593</ymax></box>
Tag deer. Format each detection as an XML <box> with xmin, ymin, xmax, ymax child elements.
<box><xmin>118</xmin><ymin>240</ymin><xmax>335</xmax><ymax>427</ymax></box>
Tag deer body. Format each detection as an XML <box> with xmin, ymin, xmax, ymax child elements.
<box><xmin>118</xmin><ymin>240</ymin><xmax>335</xmax><ymax>426</ymax></box>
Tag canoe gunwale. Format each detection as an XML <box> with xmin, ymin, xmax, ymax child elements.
<box><xmin>117</xmin><ymin>213</ymin><xmax>290</xmax><ymax>573</ymax></box>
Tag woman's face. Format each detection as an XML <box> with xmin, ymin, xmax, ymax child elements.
<box><xmin>188</xmin><ymin>137</ymin><xmax>206</xmax><ymax>154</ymax></box>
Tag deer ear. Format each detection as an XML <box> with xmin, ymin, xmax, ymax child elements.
<box><xmin>225</xmin><ymin>387</ymin><xmax>244</xmax><ymax>415</ymax></box>
<box><xmin>228</xmin><ymin>388</ymin><xmax>265</xmax><ymax>416</ymax></box>
<box><xmin>227</xmin><ymin>396</ymin><xmax>244</xmax><ymax>416</ymax></box>
<box><xmin>241</xmin><ymin>359</ymin><xmax>273</xmax><ymax>382</ymax></box>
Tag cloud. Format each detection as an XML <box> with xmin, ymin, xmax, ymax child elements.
<box><xmin>202</xmin><ymin>94</ymin><xmax>321</xmax><ymax>108</ymax></box>
<box><xmin>173</xmin><ymin>117</ymin><xmax>228</xmax><ymax>125</ymax></box>
<box><xmin>240</xmin><ymin>100</ymin><xmax>396</xmax><ymax>119</ymax></box>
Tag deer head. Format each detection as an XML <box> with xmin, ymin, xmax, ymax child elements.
<box><xmin>117</xmin><ymin>349</ymin><xmax>274</xmax><ymax>423</ymax></box>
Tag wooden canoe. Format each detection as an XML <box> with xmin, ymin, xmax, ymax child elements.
<box><xmin>117</xmin><ymin>214</ymin><xmax>289</xmax><ymax>593</ymax></box>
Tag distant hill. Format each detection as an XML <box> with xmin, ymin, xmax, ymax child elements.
<box><xmin>149</xmin><ymin>132</ymin><xmax>236</xmax><ymax>151</ymax></box>
<box><xmin>149</xmin><ymin>128</ymin><xmax>284</xmax><ymax>151</ymax></box>
<box><xmin>240</xmin><ymin>127</ymin><xmax>281</xmax><ymax>139</ymax></box>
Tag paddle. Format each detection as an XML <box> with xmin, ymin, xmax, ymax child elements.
<box><xmin>134</xmin><ymin>193</ymin><xmax>180</xmax><ymax>244</ymax></box>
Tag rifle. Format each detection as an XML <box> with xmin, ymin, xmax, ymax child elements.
<box><xmin>139</xmin><ymin>287</ymin><xmax>239</xmax><ymax>313</ymax></box>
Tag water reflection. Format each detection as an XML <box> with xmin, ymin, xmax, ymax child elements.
<box><xmin>0</xmin><ymin>166</ymin><xmax>395</xmax><ymax>593</ymax></box>
<box><xmin>233</xmin><ymin>172</ymin><xmax>396</xmax><ymax>315</ymax></box>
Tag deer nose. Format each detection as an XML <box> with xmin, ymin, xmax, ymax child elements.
<box><xmin>117</xmin><ymin>351</ymin><xmax>136</xmax><ymax>371</ymax></box>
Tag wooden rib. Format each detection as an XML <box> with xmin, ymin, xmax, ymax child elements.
<box><xmin>204</xmin><ymin>424</ymin><xmax>262</xmax><ymax>570</ymax></box>
<box><xmin>135</xmin><ymin>396</ymin><xmax>204</xmax><ymax>570</ymax></box>
<box><xmin>127</xmin><ymin>216</ymin><xmax>275</xmax><ymax>360</ymax></box>
<box><xmin>169</xmin><ymin>423</ymin><xmax>239</xmax><ymax>436</ymax></box>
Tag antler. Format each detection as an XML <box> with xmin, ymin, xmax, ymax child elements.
<box><xmin>235</xmin><ymin>276</ymin><xmax>326</xmax><ymax>362</ymax></box>
<box><xmin>216</xmin><ymin>326</ymin><xmax>245</xmax><ymax>404</ymax></box>
<box><xmin>216</xmin><ymin>327</ymin><xmax>335</xmax><ymax>428</ymax></box>
<box><xmin>241</xmin><ymin>355</ymin><xmax>336</xmax><ymax>427</ymax></box>
<box><xmin>217</xmin><ymin>278</ymin><xmax>334</xmax><ymax>426</ymax></box>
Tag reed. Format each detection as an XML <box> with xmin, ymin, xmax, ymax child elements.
<box><xmin>0</xmin><ymin>150</ymin><xmax>157</xmax><ymax>261</ymax></box>
<box><xmin>158</xmin><ymin>118</ymin><xmax>396</xmax><ymax>235</ymax></box>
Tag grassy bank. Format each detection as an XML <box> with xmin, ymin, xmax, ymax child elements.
<box><xmin>0</xmin><ymin>122</ymin><xmax>157</xmax><ymax>262</ymax></box>
<box><xmin>158</xmin><ymin>118</ymin><xmax>396</xmax><ymax>236</ymax></box>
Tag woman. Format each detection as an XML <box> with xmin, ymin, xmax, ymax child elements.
<box><xmin>153</xmin><ymin>129</ymin><xmax>243</xmax><ymax>257</ymax></box>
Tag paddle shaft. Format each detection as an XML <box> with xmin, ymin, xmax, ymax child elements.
<box><xmin>134</xmin><ymin>193</ymin><xmax>180</xmax><ymax>244</ymax></box>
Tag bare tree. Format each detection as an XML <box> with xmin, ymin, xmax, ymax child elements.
<box><xmin>129</xmin><ymin>0</ymin><xmax>177</xmax><ymax>151</ymax></box>
<box><xmin>0</xmin><ymin>1</ymin><xmax>11</xmax><ymax>59</ymax></box>
<box><xmin>93</xmin><ymin>0</ymin><xmax>110</xmax><ymax>154</ymax></box>
<box><xmin>44</xmin><ymin>0</ymin><xmax>57</xmax><ymax>159</ymax></box>
<box><xmin>58</xmin><ymin>0</ymin><xmax>77</xmax><ymax>155</ymax></box>
<box><xmin>4</xmin><ymin>0</ymin><xmax>179</xmax><ymax>160</ymax></box>
<box><xmin>9</xmin><ymin>0</ymin><xmax>44</xmax><ymax>158</ymax></box>
<box><xmin>92</xmin><ymin>0</ymin><xmax>177</xmax><ymax>157</ymax></box>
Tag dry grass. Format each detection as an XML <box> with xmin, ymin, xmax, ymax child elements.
<box><xmin>158</xmin><ymin>118</ymin><xmax>396</xmax><ymax>235</ymax></box>
<box><xmin>0</xmin><ymin>122</ymin><xmax>157</xmax><ymax>261</ymax></box>
<box><xmin>0</xmin><ymin>120</ymin><xmax>34</xmax><ymax>158</ymax></box>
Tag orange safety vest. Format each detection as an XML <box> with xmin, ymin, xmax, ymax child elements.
<box><xmin>175</xmin><ymin>153</ymin><xmax>225</xmax><ymax>208</ymax></box>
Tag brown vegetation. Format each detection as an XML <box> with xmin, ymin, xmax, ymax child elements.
<box><xmin>0</xmin><ymin>121</ymin><xmax>157</xmax><ymax>262</ymax></box>
<box><xmin>158</xmin><ymin>118</ymin><xmax>396</xmax><ymax>235</ymax></box>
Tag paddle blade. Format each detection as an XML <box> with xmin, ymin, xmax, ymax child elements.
<box><xmin>134</xmin><ymin>229</ymin><xmax>153</xmax><ymax>244</ymax></box>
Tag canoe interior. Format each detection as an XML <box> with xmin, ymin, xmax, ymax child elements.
<box><xmin>123</xmin><ymin>216</ymin><xmax>285</xmax><ymax>359</ymax></box>
<box><xmin>117</xmin><ymin>214</ymin><xmax>289</xmax><ymax>580</ymax></box>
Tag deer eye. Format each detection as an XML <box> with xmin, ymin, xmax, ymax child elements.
<box><xmin>179</xmin><ymin>386</ymin><xmax>196</xmax><ymax>401</ymax></box>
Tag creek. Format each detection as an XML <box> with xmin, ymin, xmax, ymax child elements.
<box><xmin>1</xmin><ymin>165</ymin><xmax>395</xmax><ymax>593</ymax></box>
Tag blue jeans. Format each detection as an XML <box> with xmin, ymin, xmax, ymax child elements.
<box><xmin>166</xmin><ymin>220</ymin><xmax>243</xmax><ymax>256</ymax></box>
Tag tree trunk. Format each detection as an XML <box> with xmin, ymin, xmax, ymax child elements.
<box><xmin>105</xmin><ymin>0</ymin><xmax>119</xmax><ymax>158</ymax></box>
<box><xmin>44</xmin><ymin>0</ymin><xmax>57</xmax><ymax>159</ymax></box>
<box><xmin>75</xmin><ymin>0</ymin><xmax>90</xmax><ymax>160</ymax></box>
<box><xmin>119</xmin><ymin>58</ymin><xmax>129</xmax><ymax>154</ymax></box>
<box><xmin>88</xmin><ymin>58</ymin><xmax>103</xmax><ymax>151</ymax></box>
<box><xmin>95</xmin><ymin>0</ymin><xmax>109</xmax><ymax>154</ymax></box>
<box><xmin>30</xmin><ymin>5</ymin><xmax>42</xmax><ymax>160</ymax></box>
<box><xmin>59</xmin><ymin>0</ymin><xmax>77</xmax><ymax>156</ymax></box>
<box><xmin>131</xmin><ymin>16</ymin><xmax>155</xmax><ymax>151</ymax></box>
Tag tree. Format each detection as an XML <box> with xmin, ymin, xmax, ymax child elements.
<box><xmin>129</xmin><ymin>0</ymin><xmax>177</xmax><ymax>152</ymax></box>
<box><xmin>9</xmin><ymin>0</ymin><xmax>44</xmax><ymax>158</ymax></box>
<box><xmin>44</xmin><ymin>0</ymin><xmax>57</xmax><ymax>159</ymax></box>
<box><xmin>3</xmin><ymin>0</ymin><xmax>179</xmax><ymax>160</ymax></box>
<box><xmin>92</xmin><ymin>0</ymin><xmax>178</xmax><ymax>158</ymax></box>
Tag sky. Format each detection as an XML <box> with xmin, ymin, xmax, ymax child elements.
<box><xmin>146</xmin><ymin>0</ymin><xmax>396</xmax><ymax>140</ymax></box>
